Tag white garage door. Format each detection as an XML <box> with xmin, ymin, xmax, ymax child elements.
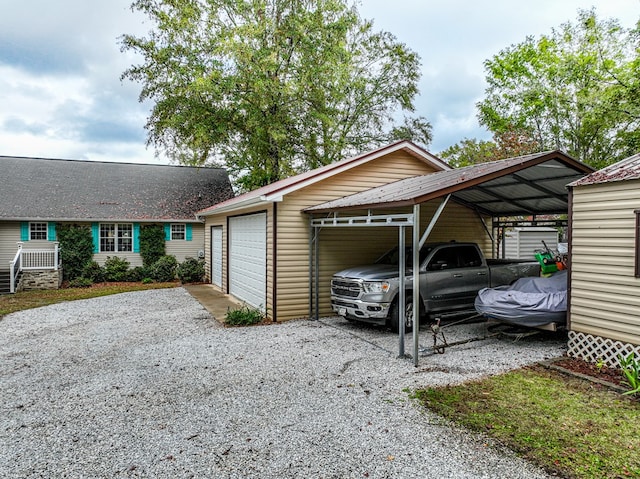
<box><xmin>211</xmin><ymin>226</ymin><xmax>223</xmax><ymax>288</ymax></box>
<box><xmin>229</xmin><ymin>213</ymin><xmax>266</xmax><ymax>308</ymax></box>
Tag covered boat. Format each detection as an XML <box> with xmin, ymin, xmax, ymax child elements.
<box><xmin>474</xmin><ymin>270</ymin><xmax>568</xmax><ymax>328</ymax></box>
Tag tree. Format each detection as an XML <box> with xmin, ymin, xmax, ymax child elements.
<box><xmin>121</xmin><ymin>0</ymin><xmax>431</xmax><ymax>191</ymax></box>
<box><xmin>439</xmin><ymin>128</ymin><xmax>539</xmax><ymax>168</ymax></box>
<box><xmin>477</xmin><ymin>9</ymin><xmax>639</xmax><ymax>169</ymax></box>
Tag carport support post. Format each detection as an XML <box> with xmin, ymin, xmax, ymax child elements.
<box><xmin>398</xmin><ymin>226</ymin><xmax>406</xmax><ymax>358</ymax></box>
<box><xmin>412</xmin><ymin>204</ymin><xmax>420</xmax><ymax>367</ymax></box>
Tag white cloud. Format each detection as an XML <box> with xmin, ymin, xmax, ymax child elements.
<box><xmin>0</xmin><ymin>0</ymin><xmax>637</xmax><ymax>163</ymax></box>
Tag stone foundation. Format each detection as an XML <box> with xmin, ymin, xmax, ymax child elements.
<box><xmin>18</xmin><ymin>269</ymin><xmax>63</xmax><ymax>291</ymax></box>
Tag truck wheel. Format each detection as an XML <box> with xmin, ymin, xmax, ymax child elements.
<box><xmin>389</xmin><ymin>296</ymin><xmax>414</xmax><ymax>333</ymax></box>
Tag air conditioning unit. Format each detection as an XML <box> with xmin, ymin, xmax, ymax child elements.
<box><xmin>197</xmin><ymin>250</ymin><xmax>205</xmax><ymax>259</ymax></box>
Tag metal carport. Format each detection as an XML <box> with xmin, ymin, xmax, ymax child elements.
<box><xmin>305</xmin><ymin>150</ymin><xmax>593</xmax><ymax>366</ymax></box>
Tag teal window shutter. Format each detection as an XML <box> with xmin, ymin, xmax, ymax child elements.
<box><xmin>164</xmin><ymin>224</ymin><xmax>171</xmax><ymax>241</ymax></box>
<box><xmin>91</xmin><ymin>223</ymin><xmax>100</xmax><ymax>253</ymax></box>
<box><xmin>186</xmin><ymin>224</ymin><xmax>192</xmax><ymax>241</ymax></box>
<box><xmin>47</xmin><ymin>222</ymin><xmax>57</xmax><ymax>241</ymax></box>
<box><xmin>133</xmin><ymin>223</ymin><xmax>140</xmax><ymax>253</ymax></box>
<box><xmin>20</xmin><ymin>222</ymin><xmax>29</xmax><ymax>241</ymax></box>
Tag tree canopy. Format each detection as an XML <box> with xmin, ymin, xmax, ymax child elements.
<box><xmin>439</xmin><ymin>129</ymin><xmax>539</xmax><ymax>168</ymax></box>
<box><xmin>121</xmin><ymin>0</ymin><xmax>431</xmax><ymax>191</ymax></box>
<box><xmin>476</xmin><ymin>9</ymin><xmax>640</xmax><ymax>169</ymax></box>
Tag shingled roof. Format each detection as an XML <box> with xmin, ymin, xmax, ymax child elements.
<box><xmin>0</xmin><ymin>156</ymin><xmax>234</xmax><ymax>221</ymax></box>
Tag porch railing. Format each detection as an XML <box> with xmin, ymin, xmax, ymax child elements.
<box><xmin>9</xmin><ymin>242</ymin><xmax>60</xmax><ymax>293</ymax></box>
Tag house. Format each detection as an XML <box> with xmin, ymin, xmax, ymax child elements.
<box><xmin>197</xmin><ymin>140</ymin><xmax>532</xmax><ymax>322</ymax></box>
<box><xmin>567</xmin><ymin>153</ymin><xmax>640</xmax><ymax>367</ymax></box>
<box><xmin>0</xmin><ymin>156</ymin><xmax>233</xmax><ymax>293</ymax></box>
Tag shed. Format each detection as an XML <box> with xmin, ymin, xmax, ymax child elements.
<box><xmin>504</xmin><ymin>227</ymin><xmax>559</xmax><ymax>260</ymax></box>
<box><xmin>567</xmin><ymin>153</ymin><xmax>640</xmax><ymax>367</ymax></box>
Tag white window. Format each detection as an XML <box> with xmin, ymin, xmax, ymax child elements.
<box><xmin>30</xmin><ymin>222</ymin><xmax>48</xmax><ymax>241</ymax></box>
<box><xmin>100</xmin><ymin>223</ymin><xmax>132</xmax><ymax>252</ymax></box>
<box><xmin>171</xmin><ymin>224</ymin><xmax>185</xmax><ymax>240</ymax></box>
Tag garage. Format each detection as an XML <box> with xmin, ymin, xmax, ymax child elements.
<box><xmin>228</xmin><ymin>212</ymin><xmax>267</xmax><ymax>308</ymax></box>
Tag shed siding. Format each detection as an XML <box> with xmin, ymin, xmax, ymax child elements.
<box><xmin>570</xmin><ymin>180</ymin><xmax>640</xmax><ymax>346</ymax></box>
<box><xmin>504</xmin><ymin>229</ymin><xmax>559</xmax><ymax>260</ymax></box>
<box><xmin>0</xmin><ymin>222</ymin><xmax>21</xmax><ymax>269</ymax></box>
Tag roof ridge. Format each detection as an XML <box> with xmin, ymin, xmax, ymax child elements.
<box><xmin>0</xmin><ymin>155</ymin><xmax>226</xmax><ymax>170</ymax></box>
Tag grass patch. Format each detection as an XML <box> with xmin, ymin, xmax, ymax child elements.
<box><xmin>413</xmin><ymin>366</ymin><xmax>639</xmax><ymax>478</ymax></box>
<box><xmin>0</xmin><ymin>282</ymin><xmax>178</xmax><ymax>319</ymax></box>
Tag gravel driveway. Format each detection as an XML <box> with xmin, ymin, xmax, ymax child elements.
<box><xmin>1</xmin><ymin>288</ymin><xmax>565</xmax><ymax>478</ymax></box>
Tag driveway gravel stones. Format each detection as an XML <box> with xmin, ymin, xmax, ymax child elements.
<box><xmin>0</xmin><ymin>288</ymin><xmax>564</xmax><ymax>478</ymax></box>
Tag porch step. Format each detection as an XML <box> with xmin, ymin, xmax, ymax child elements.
<box><xmin>0</xmin><ymin>270</ymin><xmax>11</xmax><ymax>294</ymax></box>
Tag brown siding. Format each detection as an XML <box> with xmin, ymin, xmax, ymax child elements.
<box><xmin>570</xmin><ymin>180</ymin><xmax>640</xmax><ymax>346</ymax></box>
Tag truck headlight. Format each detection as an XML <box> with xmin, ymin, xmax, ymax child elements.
<box><xmin>362</xmin><ymin>281</ymin><xmax>390</xmax><ymax>293</ymax></box>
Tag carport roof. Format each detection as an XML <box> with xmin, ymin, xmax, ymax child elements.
<box><xmin>305</xmin><ymin>150</ymin><xmax>593</xmax><ymax>217</ymax></box>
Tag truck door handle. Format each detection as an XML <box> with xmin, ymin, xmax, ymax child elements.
<box><xmin>477</xmin><ymin>272</ymin><xmax>487</xmax><ymax>276</ymax></box>
<box><xmin>453</xmin><ymin>273</ymin><xmax>463</xmax><ymax>278</ymax></box>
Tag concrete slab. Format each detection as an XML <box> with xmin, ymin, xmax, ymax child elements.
<box><xmin>182</xmin><ymin>284</ymin><xmax>243</xmax><ymax>322</ymax></box>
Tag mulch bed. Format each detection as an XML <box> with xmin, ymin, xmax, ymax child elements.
<box><xmin>551</xmin><ymin>356</ymin><xmax>626</xmax><ymax>389</ymax></box>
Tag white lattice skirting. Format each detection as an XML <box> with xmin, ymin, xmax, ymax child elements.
<box><xmin>568</xmin><ymin>331</ymin><xmax>640</xmax><ymax>369</ymax></box>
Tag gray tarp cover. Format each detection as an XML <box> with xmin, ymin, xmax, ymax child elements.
<box><xmin>475</xmin><ymin>270</ymin><xmax>568</xmax><ymax>327</ymax></box>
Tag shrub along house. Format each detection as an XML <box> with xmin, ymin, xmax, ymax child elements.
<box><xmin>568</xmin><ymin>152</ymin><xmax>640</xmax><ymax>366</ymax></box>
<box><xmin>0</xmin><ymin>156</ymin><xmax>233</xmax><ymax>293</ymax></box>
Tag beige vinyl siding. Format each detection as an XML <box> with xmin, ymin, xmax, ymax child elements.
<box><xmin>203</xmin><ymin>204</ymin><xmax>274</xmax><ymax>318</ymax></box>
<box><xmin>570</xmin><ymin>180</ymin><xmax>640</xmax><ymax>346</ymax></box>
<box><xmin>275</xmin><ymin>152</ymin><xmax>491</xmax><ymax>320</ymax></box>
<box><xmin>93</xmin><ymin>252</ymin><xmax>143</xmax><ymax>267</ymax></box>
<box><xmin>166</xmin><ymin>224</ymin><xmax>205</xmax><ymax>263</ymax></box>
<box><xmin>0</xmin><ymin>222</ymin><xmax>21</xmax><ymax>269</ymax></box>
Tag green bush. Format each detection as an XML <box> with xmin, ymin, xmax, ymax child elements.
<box><xmin>176</xmin><ymin>257</ymin><xmax>205</xmax><ymax>283</ymax></box>
<box><xmin>81</xmin><ymin>260</ymin><xmax>104</xmax><ymax>283</ymax></box>
<box><xmin>68</xmin><ymin>277</ymin><xmax>93</xmax><ymax>288</ymax></box>
<box><xmin>103</xmin><ymin>256</ymin><xmax>131</xmax><ymax>282</ymax></box>
<box><xmin>225</xmin><ymin>304</ymin><xmax>264</xmax><ymax>326</ymax></box>
<box><xmin>127</xmin><ymin>266</ymin><xmax>149</xmax><ymax>282</ymax></box>
<box><xmin>56</xmin><ymin>224</ymin><xmax>94</xmax><ymax>281</ymax></box>
<box><xmin>140</xmin><ymin>224</ymin><xmax>166</xmax><ymax>267</ymax></box>
<box><xmin>142</xmin><ymin>277</ymin><xmax>154</xmax><ymax>284</ymax></box>
<box><xmin>149</xmin><ymin>255</ymin><xmax>178</xmax><ymax>282</ymax></box>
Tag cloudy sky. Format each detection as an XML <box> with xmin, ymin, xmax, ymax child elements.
<box><xmin>1</xmin><ymin>1</ymin><xmax>638</xmax><ymax>165</ymax></box>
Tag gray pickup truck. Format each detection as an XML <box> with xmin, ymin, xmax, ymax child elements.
<box><xmin>330</xmin><ymin>242</ymin><xmax>540</xmax><ymax>332</ymax></box>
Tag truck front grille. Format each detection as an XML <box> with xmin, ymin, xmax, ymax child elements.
<box><xmin>331</xmin><ymin>279</ymin><xmax>361</xmax><ymax>298</ymax></box>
